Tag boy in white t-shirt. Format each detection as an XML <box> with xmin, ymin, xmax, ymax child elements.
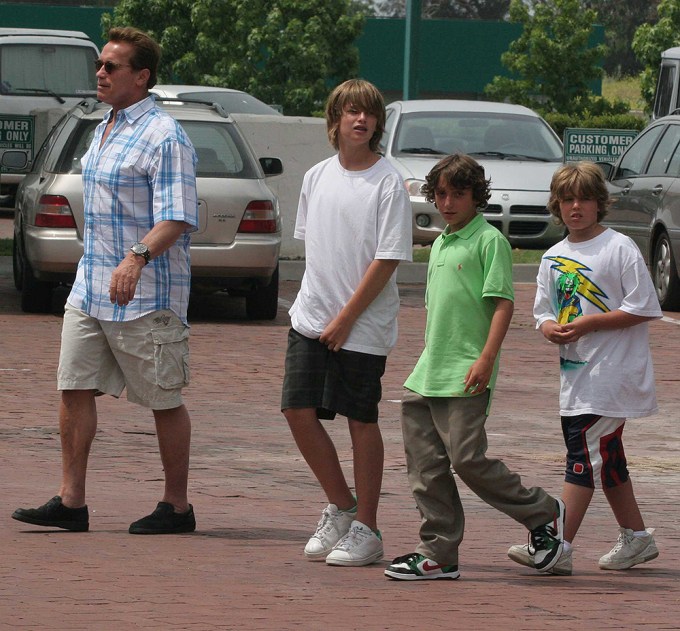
<box><xmin>509</xmin><ymin>161</ymin><xmax>661</xmax><ymax>575</ymax></box>
<box><xmin>281</xmin><ymin>79</ymin><xmax>412</xmax><ymax>566</ymax></box>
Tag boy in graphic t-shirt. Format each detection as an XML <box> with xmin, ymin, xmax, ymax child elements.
<box><xmin>509</xmin><ymin>161</ymin><xmax>661</xmax><ymax>575</ymax></box>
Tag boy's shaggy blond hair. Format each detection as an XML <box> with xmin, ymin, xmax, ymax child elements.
<box><xmin>325</xmin><ymin>79</ymin><xmax>386</xmax><ymax>153</ymax></box>
<box><xmin>548</xmin><ymin>161</ymin><xmax>611</xmax><ymax>225</ymax></box>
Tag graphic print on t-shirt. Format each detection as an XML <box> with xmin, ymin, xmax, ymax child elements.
<box><xmin>547</xmin><ymin>255</ymin><xmax>610</xmax><ymax>370</ymax></box>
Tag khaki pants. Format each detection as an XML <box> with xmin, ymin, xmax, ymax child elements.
<box><xmin>401</xmin><ymin>389</ymin><xmax>556</xmax><ymax>565</ymax></box>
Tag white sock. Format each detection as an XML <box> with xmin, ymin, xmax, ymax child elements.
<box><xmin>563</xmin><ymin>541</ymin><xmax>572</xmax><ymax>552</ymax></box>
<box><xmin>633</xmin><ymin>530</ymin><xmax>648</xmax><ymax>538</ymax></box>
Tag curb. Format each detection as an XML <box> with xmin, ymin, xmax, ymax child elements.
<box><xmin>0</xmin><ymin>257</ymin><xmax>538</xmax><ymax>285</ymax></box>
<box><xmin>280</xmin><ymin>260</ymin><xmax>538</xmax><ymax>284</ymax></box>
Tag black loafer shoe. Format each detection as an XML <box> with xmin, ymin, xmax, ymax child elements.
<box><xmin>129</xmin><ymin>501</ymin><xmax>196</xmax><ymax>535</ymax></box>
<box><xmin>12</xmin><ymin>496</ymin><xmax>89</xmax><ymax>532</ymax></box>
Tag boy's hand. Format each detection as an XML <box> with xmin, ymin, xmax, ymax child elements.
<box><xmin>464</xmin><ymin>356</ymin><xmax>494</xmax><ymax>394</ymax></box>
<box><xmin>320</xmin><ymin>315</ymin><xmax>353</xmax><ymax>352</ymax></box>
<box><xmin>541</xmin><ymin>317</ymin><xmax>594</xmax><ymax>344</ymax></box>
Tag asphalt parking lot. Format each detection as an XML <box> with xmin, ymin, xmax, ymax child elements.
<box><xmin>1</xmin><ymin>214</ymin><xmax>679</xmax><ymax>629</ymax></box>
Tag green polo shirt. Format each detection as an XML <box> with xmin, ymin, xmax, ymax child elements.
<box><xmin>404</xmin><ymin>214</ymin><xmax>514</xmax><ymax>398</ymax></box>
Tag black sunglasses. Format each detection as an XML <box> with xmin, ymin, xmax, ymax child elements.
<box><xmin>94</xmin><ymin>59</ymin><xmax>132</xmax><ymax>73</ymax></box>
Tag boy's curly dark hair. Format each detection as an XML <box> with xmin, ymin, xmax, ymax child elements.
<box><xmin>422</xmin><ymin>154</ymin><xmax>491</xmax><ymax>208</ymax></box>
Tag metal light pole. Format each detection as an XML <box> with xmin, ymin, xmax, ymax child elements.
<box><xmin>403</xmin><ymin>0</ymin><xmax>421</xmax><ymax>100</ymax></box>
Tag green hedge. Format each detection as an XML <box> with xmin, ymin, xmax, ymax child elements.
<box><xmin>545</xmin><ymin>113</ymin><xmax>648</xmax><ymax>139</ymax></box>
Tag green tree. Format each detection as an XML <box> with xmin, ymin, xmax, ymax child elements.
<box><xmin>369</xmin><ymin>0</ymin><xmax>510</xmax><ymax>19</ymax></box>
<box><xmin>583</xmin><ymin>0</ymin><xmax>659</xmax><ymax>77</ymax></box>
<box><xmin>632</xmin><ymin>0</ymin><xmax>680</xmax><ymax>112</ymax></box>
<box><xmin>102</xmin><ymin>0</ymin><xmax>366</xmax><ymax>116</ymax></box>
<box><xmin>484</xmin><ymin>0</ymin><xmax>606</xmax><ymax>115</ymax></box>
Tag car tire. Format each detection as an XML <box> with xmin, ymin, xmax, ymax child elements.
<box><xmin>245</xmin><ymin>264</ymin><xmax>279</xmax><ymax>320</ymax></box>
<box><xmin>21</xmin><ymin>258</ymin><xmax>53</xmax><ymax>313</ymax></box>
<box><xmin>652</xmin><ymin>231</ymin><xmax>680</xmax><ymax>310</ymax></box>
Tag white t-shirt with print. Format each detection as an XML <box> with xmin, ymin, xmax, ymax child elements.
<box><xmin>289</xmin><ymin>154</ymin><xmax>412</xmax><ymax>355</ymax></box>
<box><xmin>534</xmin><ymin>228</ymin><xmax>662</xmax><ymax>418</ymax></box>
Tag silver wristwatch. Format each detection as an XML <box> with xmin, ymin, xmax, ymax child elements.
<box><xmin>130</xmin><ymin>242</ymin><xmax>151</xmax><ymax>264</ymax></box>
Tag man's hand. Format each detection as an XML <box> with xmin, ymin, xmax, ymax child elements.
<box><xmin>109</xmin><ymin>253</ymin><xmax>145</xmax><ymax>305</ymax></box>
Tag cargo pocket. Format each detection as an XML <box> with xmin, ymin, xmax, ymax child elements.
<box><xmin>151</xmin><ymin>325</ymin><xmax>190</xmax><ymax>390</ymax></box>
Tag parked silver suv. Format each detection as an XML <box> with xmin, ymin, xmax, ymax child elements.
<box><xmin>12</xmin><ymin>98</ymin><xmax>283</xmax><ymax>318</ymax></box>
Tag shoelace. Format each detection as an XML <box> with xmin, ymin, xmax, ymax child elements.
<box><xmin>312</xmin><ymin>508</ymin><xmax>336</xmax><ymax>538</ymax></box>
<box><xmin>334</xmin><ymin>525</ymin><xmax>370</xmax><ymax>551</ymax></box>
<box><xmin>610</xmin><ymin>530</ymin><xmax>634</xmax><ymax>554</ymax></box>
<box><xmin>530</xmin><ymin>523</ymin><xmax>558</xmax><ymax>551</ymax></box>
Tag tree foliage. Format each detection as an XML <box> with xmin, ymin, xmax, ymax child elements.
<box><xmin>369</xmin><ymin>0</ymin><xmax>510</xmax><ymax>19</ymax></box>
<box><xmin>632</xmin><ymin>0</ymin><xmax>680</xmax><ymax>112</ymax></box>
<box><xmin>102</xmin><ymin>0</ymin><xmax>365</xmax><ymax>116</ymax></box>
<box><xmin>483</xmin><ymin>0</ymin><xmax>607</xmax><ymax>115</ymax></box>
<box><xmin>583</xmin><ymin>0</ymin><xmax>659</xmax><ymax>77</ymax></box>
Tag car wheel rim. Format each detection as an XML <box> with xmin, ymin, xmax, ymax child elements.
<box><xmin>655</xmin><ymin>240</ymin><xmax>671</xmax><ymax>302</ymax></box>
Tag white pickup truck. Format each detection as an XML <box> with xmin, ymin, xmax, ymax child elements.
<box><xmin>0</xmin><ymin>28</ymin><xmax>99</xmax><ymax>209</ymax></box>
<box><xmin>653</xmin><ymin>47</ymin><xmax>680</xmax><ymax>119</ymax></box>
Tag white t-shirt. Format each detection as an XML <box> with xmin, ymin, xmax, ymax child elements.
<box><xmin>289</xmin><ymin>154</ymin><xmax>412</xmax><ymax>355</ymax></box>
<box><xmin>534</xmin><ymin>228</ymin><xmax>662</xmax><ymax>418</ymax></box>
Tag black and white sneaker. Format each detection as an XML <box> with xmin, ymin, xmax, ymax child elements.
<box><xmin>385</xmin><ymin>552</ymin><xmax>460</xmax><ymax>581</ymax></box>
<box><xmin>531</xmin><ymin>498</ymin><xmax>565</xmax><ymax>572</ymax></box>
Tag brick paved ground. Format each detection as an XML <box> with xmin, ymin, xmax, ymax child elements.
<box><xmin>1</xmin><ymin>222</ymin><xmax>678</xmax><ymax>629</ymax></box>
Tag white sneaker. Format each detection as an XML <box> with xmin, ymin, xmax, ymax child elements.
<box><xmin>303</xmin><ymin>504</ymin><xmax>355</xmax><ymax>561</ymax></box>
<box><xmin>599</xmin><ymin>527</ymin><xmax>659</xmax><ymax>570</ymax></box>
<box><xmin>507</xmin><ymin>542</ymin><xmax>573</xmax><ymax>575</ymax></box>
<box><xmin>325</xmin><ymin>520</ymin><xmax>384</xmax><ymax>566</ymax></box>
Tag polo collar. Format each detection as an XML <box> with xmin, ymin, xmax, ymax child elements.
<box><xmin>440</xmin><ymin>212</ymin><xmax>485</xmax><ymax>242</ymax></box>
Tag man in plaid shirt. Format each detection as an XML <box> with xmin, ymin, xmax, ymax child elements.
<box><xmin>12</xmin><ymin>27</ymin><xmax>199</xmax><ymax>535</ymax></box>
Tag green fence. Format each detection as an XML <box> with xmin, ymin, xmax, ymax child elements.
<box><xmin>0</xmin><ymin>4</ymin><xmax>603</xmax><ymax>100</ymax></box>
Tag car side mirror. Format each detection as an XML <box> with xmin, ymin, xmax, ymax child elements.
<box><xmin>595</xmin><ymin>161</ymin><xmax>613</xmax><ymax>179</ymax></box>
<box><xmin>1</xmin><ymin>149</ymin><xmax>29</xmax><ymax>171</ymax></box>
<box><xmin>259</xmin><ymin>157</ymin><xmax>283</xmax><ymax>176</ymax></box>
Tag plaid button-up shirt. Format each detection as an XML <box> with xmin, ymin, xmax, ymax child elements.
<box><xmin>68</xmin><ymin>96</ymin><xmax>198</xmax><ymax>323</ymax></box>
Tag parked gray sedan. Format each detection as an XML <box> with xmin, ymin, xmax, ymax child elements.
<box><xmin>601</xmin><ymin>114</ymin><xmax>680</xmax><ymax>310</ymax></box>
<box><xmin>13</xmin><ymin>98</ymin><xmax>283</xmax><ymax>318</ymax></box>
<box><xmin>380</xmin><ymin>99</ymin><xmax>566</xmax><ymax>247</ymax></box>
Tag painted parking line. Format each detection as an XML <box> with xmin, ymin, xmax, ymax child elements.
<box><xmin>662</xmin><ymin>315</ymin><xmax>680</xmax><ymax>325</ymax></box>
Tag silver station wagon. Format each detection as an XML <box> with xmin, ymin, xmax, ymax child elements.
<box><xmin>12</xmin><ymin>98</ymin><xmax>283</xmax><ymax>319</ymax></box>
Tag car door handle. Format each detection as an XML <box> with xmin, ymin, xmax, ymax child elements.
<box><xmin>620</xmin><ymin>186</ymin><xmax>630</xmax><ymax>195</ymax></box>
<box><xmin>652</xmin><ymin>184</ymin><xmax>664</xmax><ymax>196</ymax></box>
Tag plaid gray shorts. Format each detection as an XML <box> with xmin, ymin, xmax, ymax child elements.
<box><xmin>281</xmin><ymin>328</ymin><xmax>386</xmax><ymax>423</ymax></box>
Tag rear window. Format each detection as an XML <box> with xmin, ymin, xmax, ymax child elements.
<box><xmin>56</xmin><ymin>118</ymin><xmax>260</xmax><ymax>179</ymax></box>
<box><xmin>176</xmin><ymin>91</ymin><xmax>281</xmax><ymax>116</ymax></box>
<box><xmin>0</xmin><ymin>44</ymin><xmax>97</xmax><ymax>96</ymax></box>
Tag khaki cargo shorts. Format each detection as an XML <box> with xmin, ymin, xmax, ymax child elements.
<box><xmin>57</xmin><ymin>305</ymin><xmax>190</xmax><ymax>410</ymax></box>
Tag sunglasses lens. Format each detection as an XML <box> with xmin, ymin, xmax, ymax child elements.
<box><xmin>94</xmin><ymin>60</ymin><xmax>119</xmax><ymax>73</ymax></box>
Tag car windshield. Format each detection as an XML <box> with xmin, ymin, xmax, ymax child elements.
<box><xmin>176</xmin><ymin>91</ymin><xmax>281</xmax><ymax>116</ymax></box>
<box><xmin>57</xmin><ymin>118</ymin><xmax>260</xmax><ymax>179</ymax></box>
<box><xmin>0</xmin><ymin>43</ymin><xmax>97</xmax><ymax>96</ymax></box>
<box><xmin>393</xmin><ymin>111</ymin><xmax>563</xmax><ymax>162</ymax></box>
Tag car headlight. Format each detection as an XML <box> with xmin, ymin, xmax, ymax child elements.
<box><xmin>404</xmin><ymin>178</ymin><xmax>426</xmax><ymax>198</ymax></box>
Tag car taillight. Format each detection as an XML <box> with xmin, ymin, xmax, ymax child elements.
<box><xmin>237</xmin><ymin>200</ymin><xmax>279</xmax><ymax>233</ymax></box>
<box><xmin>35</xmin><ymin>195</ymin><xmax>77</xmax><ymax>228</ymax></box>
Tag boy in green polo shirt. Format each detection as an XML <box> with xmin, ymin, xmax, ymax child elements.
<box><xmin>385</xmin><ymin>154</ymin><xmax>566</xmax><ymax>581</ymax></box>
